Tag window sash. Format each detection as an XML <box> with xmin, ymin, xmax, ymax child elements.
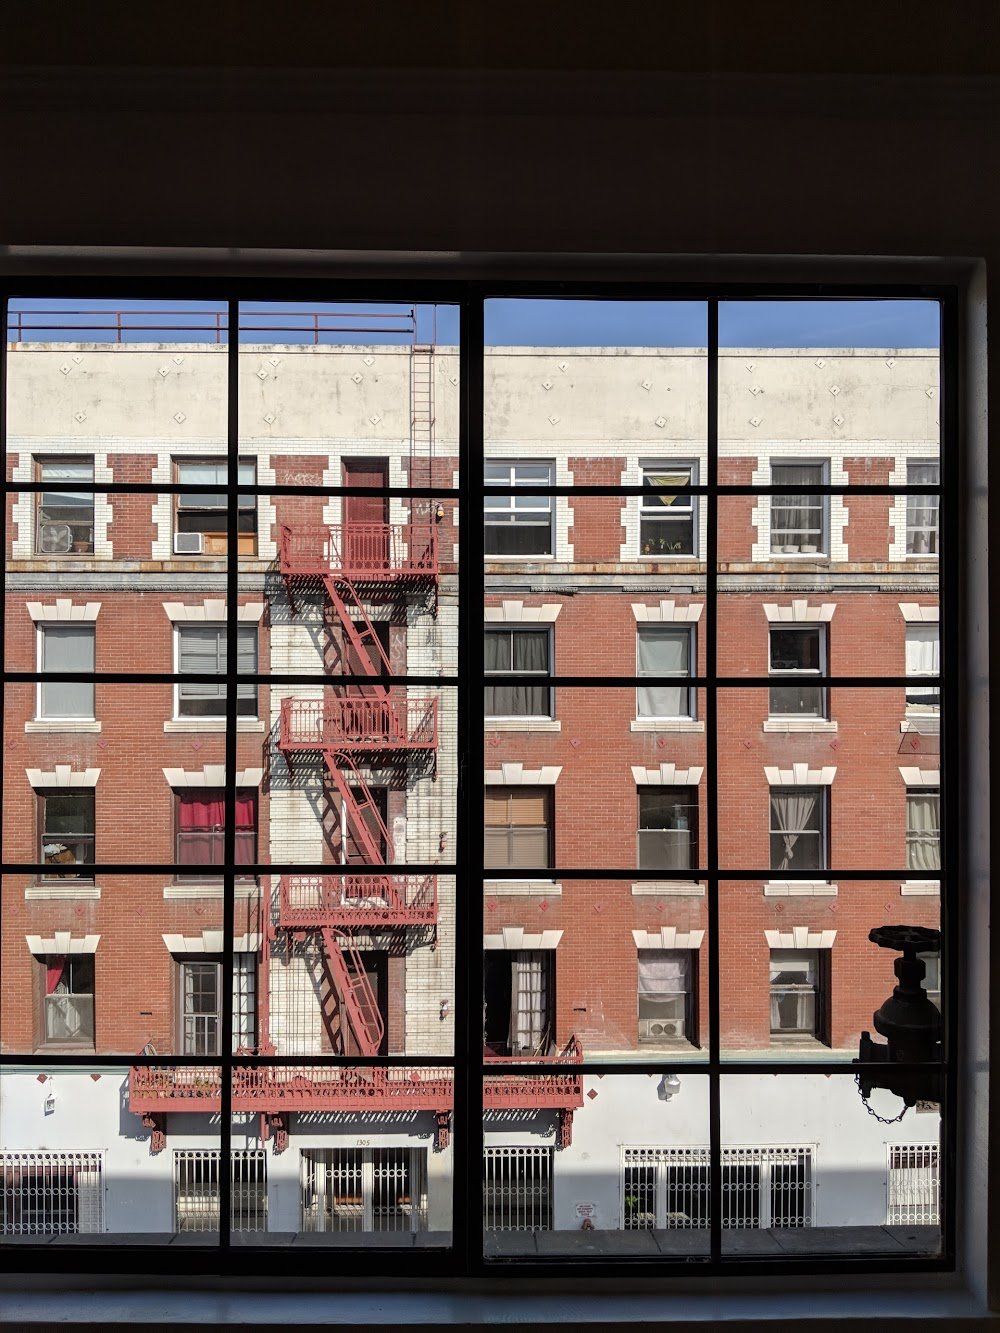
<box><xmin>636</xmin><ymin>627</ymin><xmax>693</xmax><ymax>718</ymax></box>
<box><xmin>484</xmin><ymin>628</ymin><xmax>551</xmax><ymax>717</ymax></box>
<box><xmin>38</xmin><ymin>625</ymin><xmax>95</xmax><ymax>718</ymax></box>
<box><xmin>177</xmin><ymin>625</ymin><xmax>258</xmax><ymax>716</ymax></box>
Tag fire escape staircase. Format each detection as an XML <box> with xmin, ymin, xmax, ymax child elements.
<box><xmin>320</xmin><ymin>926</ymin><xmax>385</xmax><ymax>1057</ymax></box>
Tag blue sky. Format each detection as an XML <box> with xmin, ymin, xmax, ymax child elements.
<box><xmin>6</xmin><ymin>297</ymin><xmax>939</xmax><ymax>349</ymax></box>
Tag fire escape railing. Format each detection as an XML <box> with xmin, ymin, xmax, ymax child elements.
<box><xmin>278</xmin><ymin>696</ymin><xmax>438</xmax><ymax>752</ymax></box>
<box><xmin>279</xmin><ymin>873</ymin><xmax>438</xmax><ymax>928</ymax></box>
<box><xmin>279</xmin><ymin>522</ymin><xmax>438</xmax><ymax>579</ymax></box>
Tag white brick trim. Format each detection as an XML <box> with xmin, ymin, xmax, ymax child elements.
<box><xmin>163</xmin><ymin>600</ymin><xmax>265</xmax><ymax>622</ymax></box>
<box><xmin>632</xmin><ymin>763</ymin><xmax>704</xmax><ymax>786</ymax></box>
<box><xmin>764</xmin><ymin>882</ymin><xmax>839</xmax><ymax>897</ymax></box>
<box><xmin>763</xmin><ymin>601</ymin><xmax>836</xmax><ymax>623</ymax></box>
<box><xmin>162</xmin><ymin>931</ymin><xmax>260</xmax><ymax>954</ymax></box>
<box><xmin>26</xmin><ymin>766</ymin><xmax>100</xmax><ymax>789</ymax></box>
<box><xmin>484</xmin><ymin>601</ymin><xmax>562</xmax><ymax>623</ymax></box>
<box><xmin>763</xmin><ymin>719</ymin><xmax>839</xmax><ymax>735</ymax></box>
<box><xmin>26</xmin><ymin>600</ymin><xmax>101</xmax><ymax>622</ymax></box>
<box><xmin>484</xmin><ymin>764</ymin><xmax>562</xmax><ymax>786</ymax></box>
<box><xmin>26</xmin><ymin>933</ymin><xmax>100</xmax><ymax>955</ymax></box>
<box><xmin>162</xmin><ymin>766</ymin><xmax>264</xmax><ymax>788</ymax></box>
<box><xmin>901</xmin><ymin>880</ymin><xmax>941</xmax><ymax>897</ymax></box>
<box><xmin>631</xmin><ymin>882</ymin><xmax>705</xmax><ymax>897</ymax></box>
<box><xmin>484</xmin><ymin>882</ymin><xmax>563</xmax><ymax>897</ymax></box>
<box><xmin>765</xmin><ymin>928</ymin><xmax>837</xmax><ymax>949</ymax></box>
<box><xmin>632</xmin><ymin>928</ymin><xmax>705</xmax><ymax>950</ymax></box>
<box><xmin>24</xmin><ymin>884</ymin><xmax>102</xmax><ymax>901</ymax></box>
<box><xmin>764</xmin><ymin>764</ymin><xmax>837</xmax><ymax>786</ymax></box>
<box><xmin>484</xmin><ymin>929</ymin><xmax>564</xmax><ymax>950</ymax></box>
<box><xmin>631</xmin><ymin>601</ymin><xmax>703</xmax><ymax>623</ymax></box>
<box><xmin>899</xmin><ymin>767</ymin><xmax>941</xmax><ymax>787</ymax></box>
<box><xmin>898</xmin><ymin>602</ymin><xmax>940</xmax><ymax>623</ymax></box>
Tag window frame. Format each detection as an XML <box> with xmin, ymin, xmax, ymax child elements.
<box><xmin>639</xmin><ymin>461</ymin><xmax>697</xmax><ymax>558</ymax></box>
<box><xmin>37</xmin><ymin>953</ymin><xmax>96</xmax><ymax>1051</ymax></box>
<box><xmin>768</xmin><ymin>785</ymin><xmax>828</xmax><ymax>876</ymax></box>
<box><xmin>767</xmin><ymin>624</ymin><xmax>828</xmax><ymax>720</ymax></box>
<box><xmin>36</xmin><ymin>788</ymin><xmax>96</xmax><ymax>882</ymax></box>
<box><xmin>636</xmin><ymin>786</ymin><xmax>700</xmax><ymax>873</ymax></box>
<box><xmin>768</xmin><ymin>949</ymin><xmax>829</xmax><ymax>1044</ymax></box>
<box><xmin>484</xmin><ymin>785</ymin><xmax>553</xmax><ymax>875</ymax></box>
<box><xmin>905</xmin><ymin>623</ymin><xmax>941</xmax><ymax>712</ymax></box>
<box><xmin>769</xmin><ymin>460</ymin><xmax>829</xmax><ymax>556</ymax></box>
<box><xmin>906</xmin><ymin>460</ymin><xmax>941</xmax><ymax>558</ymax></box>
<box><xmin>483</xmin><ymin>624</ymin><xmax>553</xmax><ymax>719</ymax></box>
<box><xmin>483</xmin><ymin>459</ymin><xmax>554</xmax><ymax>559</ymax></box>
<box><xmin>35</xmin><ymin>622</ymin><xmax>96</xmax><ymax>721</ymax></box>
<box><xmin>172</xmin><ymin>456</ymin><xmax>258</xmax><ymax>556</ymax></box>
<box><xmin>635</xmin><ymin>624</ymin><xmax>696</xmax><ymax>720</ymax></box>
<box><xmin>173</xmin><ymin>622</ymin><xmax>259</xmax><ymax>720</ymax></box>
<box><xmin>33</xmin><ymin>455</ymin><xmax>96</xmax><ymax>556</ymax></box>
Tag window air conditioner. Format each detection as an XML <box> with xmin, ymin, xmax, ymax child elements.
<box><xmin>174</xmin><ymin>532</ymin><xmax>204</xmax><ymax>555</ymax></box>
<box><xmin>639</xmin><ymin>1018</ymin><xmax>685</xmax><ymax>1040</ymax></box>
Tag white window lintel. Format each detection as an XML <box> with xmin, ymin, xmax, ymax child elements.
<box><xmin>26</xmin><ymin>766</ymin><xmax>101</xmax><ymax>789</ymax></box>
<box><xmin>484</xmin><ymin>764</ymin><xmax>562</xmax><ymax>786</ymax></box>
<box><xmin>899</xmin><ymin>767</ymin><xmax>941</xmax><ymax>787</ymax></box>
<box><xmin>484</xmin><ymin>601</ymin><xmax>562</xmax><ymax>623</ymax></box>
<box><xmin>632</xmin><ymin>763</ymin><xmax>704</xmax><ymax>786</ymax></box>
<box><xmin>26</xmin><ymin>600</ymin><xmax>101</xmax><ymax>622</ymax></box>
<box><xmin>764</xmin><ymin>764</ymin><xmax>836</xmax><ymax>786</ymax></box>
<box><xmin>763</xmin><ymin>601</ymin><xmax>836</xmax><ymax>623</ymax></box>
<box><xmin>632</xmin><ymin>928</ymin><xmax>705</xmax><ymax>950</ymax></box>
<box><xmin>484</xmin><ymin>929</ymin><xmax>564</xmax><ymax>950</ymax></box>
<box><xmin>765</xmin><ymin>928</ymin><xmax>837</xmax><ymax>950</ymax></box>
<box><xmin>631</xmin><ymin>601</ymin><xmax>703</xmax><ymax>624</ymax></box>
<box><xmin>26</xmin><ymin>933</ymin><xmax>100</xmax><ymax>955</ymax></box>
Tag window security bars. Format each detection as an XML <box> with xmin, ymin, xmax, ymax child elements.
<box><xmin>483</xmin><ymin>1147</ymin><xmax>553</xmax><ymax>1231</ymax></box>
<box><xmin>1</xmin><ymin>1152</ymin><xmax>104</xmax><ymax>1235</ymax></box>
<box><xmin>887</xmin><ymin>1146</ymin><xmax>940</xmax><ymax>1226</ymax></box>
<box><xmin>623</xmin><ymin>1147</ymin><xmax>812</xmax><ymax>1230</ymax></box>
<box><xmin>173</xmin><ymin>1150</ymin><xmax>267</xmax><ymax>1232</ymax></box>
<box><xmin>300</xmin><ymin>1149</ymin><xmax>427</xmax><ymax>1234</ymax></box>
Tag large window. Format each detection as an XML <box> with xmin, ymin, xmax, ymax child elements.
<box><xmin>484</xmin><ymin>461</ymin><xmax>553</xmax><ymax>556</ymax></box>
<box><xmin>37</xmin><ymin>624</ymin><xmax>95</xmax><ymax>719</ymax></box>
<box><xmin>40</xmin><ymin>955</ymin><xmax>95</xmax><ymax>1047</ymax></box>
<box><xmin>906</xmin><ymin>462</ymin><xmax>940</xmax><ymax>556</ymax></box>
<box><xmin>640</xmin><ymin>463</ymin><xmax>696</xmax><ymax>556</ymax></box>
<box><xmin>484</xmin><ymin>787</ymin><xmax>552</xmax><ymax>871</ymax></box>
<box><xmin>173</xmin><ymin>1150</ymin><xmax>267</xmax><ymax>1233</ymax></box>
<box><xmin>637</xmin><ymin>788</ymin><xmax>698</xmax><ymax>871</ymax></box>
<box><xmin>34</xmin><ymin>458</ymin><xmax>95</xmax><ymax>555</ymax></box>
<box><xmin>636</xmin><ymin>625</ymin><xmax>694</xmax><ymax>718</ymax></box>
<box><xmin>484</xmin><ymin>628</ymin><xmax>551</xmax><ymax>717</ymax></box>
<box><xmin>769</xmin><ymin>950</ymin><xmax>827</xmax><ymax>1041</ymax></box>
<box><xmin>179</xmin><ymin>956</ymin><xmax>257</xmax><ymax>1055</ymax></box>
<box><xmin>38</xmin><ymin>791</ymin><xmax>95</xmax><ymax>878</ymax></box>
<box><xmin>770</xmin><ymin>462</ymin><xmax>827</xmax><ymax>554</ymax></box>
<box><xmin>907</xmin><ymin>789</ymin><xmax>941</xmax><ymax>875</ymax></box>
<box><xmin>906</xmin><ymin>624</ymin><xmax>940</xmax><ymax>710</ymax></box>
<box><xmin>175</xmin><ymin>789</ymin><xmax>257</xmax><ymax>874</ymax></box>
<box><xmin>176</xmin><ymin>624</ymin><xmax>258</xmax><ymax>718</ymax></box>
<box><xmin>637</xmin><ymin>949</ymin><xmax>697</xmax><ymax>1044</ymax></box>
<box><xmin>769</xmin><ymin>787</ymin><xmax>826</xmax><ymax>873</ymax></box>
<box><xmin>768</xmin><ymin>626</ymin><xmax>826</xmax><ymax>718</ymax></box>
<box><xmin>174</xmin><ymin>458</ymin><xmax>257</xmax><ymax>556</ymax></box>
<box><xmin>0</xmin><ymin>1153</ymin><xmax>104</xmax><ymax>1235</ymax></box>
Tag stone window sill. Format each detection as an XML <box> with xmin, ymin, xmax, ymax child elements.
<box><xmin>483</xmin><ymin>881</ymin><xmax>562</xmax><ymax>897</ymax></box>
<box><xmin>162</xmin><ymin>881</ymin><xmax>261</xmax><ymax>900</ymax></box>
<box><xmin>764</xmin><ymin>881</ymin><xmax>838</xmax><ymax>896</ymax></box>
<box><xmin>901</xmin><ymin>880</ymin><xmax>941</xmax><ymax>896</ymax></box>
<box><xmin>484</xmin><ymin>719</ymin><xmax>561</xmax><ymax>733</ymax></box>
<box><xmin>631</xmin><ymin>881</ymin><xmax>705</xmax><ymax>896</ymax></box>
<box><xmin>25</xmin><ymin>883</ymin><xmax>101</xmax><ymax>901</ymax></box>
<box><xmin>630</xmin><ymin>719</ymin><xmax>704</xmax><ymax>733</ymax></box>
<box><xmin>164</xmin><ymin>718</ymin><xmax>266</xmax><ymax>733</ymax></box>
<box><xmin>25</xmin><ymin>719</ymin><xmax>101</xmax><ymax>734</ymax></box>
<box><xmin>763</xmin><ymin>719</ymin><xmax>838</xmax><ymax>734</ymax></box>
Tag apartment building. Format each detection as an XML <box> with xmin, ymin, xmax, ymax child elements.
<box><xmin>0</xmin><ymin>310</ymin><xmax>942</xmax><ymax>1246</ymax></box>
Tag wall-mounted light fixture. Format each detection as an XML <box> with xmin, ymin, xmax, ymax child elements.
<box><xmin>657</xmin><ymin>1073</ymin><xmax>681</xmax><ymax>1102</ymax></box>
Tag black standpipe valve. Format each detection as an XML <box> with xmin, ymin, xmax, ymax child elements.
<box><xmin>855</xmin><ymin>925</ymin><xmax>943</xmax><ymax>1109</ymax></box>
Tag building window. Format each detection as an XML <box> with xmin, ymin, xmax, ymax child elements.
<box><xmin>887</xmin><ymin>1145</ymin><xmax>940</xmax><ymax>1225</ymax></box>
<box><xmin>37</xmin><ymin>624</ymin><xmax>95</xmax><ymax>719</ymax></box>
<box><xmin>484</xmin><ymin>461</ymin><xmax>553</xmax><ymax>556</ymax></box>
<box><xmin>39</xmin><ymin>791</ymin><xmax>95</xmax><ymax>879</ymax></box>
<box><xmin>176</xmin><ymin>625</ymin><xmax>258</xmax><ymax>718</ymax></box>
<box><xmin>34</xmin><ymin>458</ymin><xmax>95</xmax><ymax>555</ymax></box>
<box><xmin>770</xmin><ymin>462</ymin><xmax>827</xmax><ymax>554</ymax></box>
<box><xmin>173</xmin><ymin>1150</ymin><xmax>267</xmax><ymax>1233</ymax></box>
<box><xmin>769</xmin><ymin>950</ymin><xmax>826</xmax><ymax>1040</ymax></box>
<box><xmin>636</xmin><ymin>626</ymin><xmax>695</xmax><ymax>718</ymax></box>
<box><xmin>907</xmin><ymin>789</ymin><xmax>940</xmax><ymax>875</ymax></box>
<box><xmin>175</xmin><ymin>789</ymin><xmax>257</xmax><ymax>876</ymax></box>
<box><xmin>623</xmin><ymin>1147</ymin><xmax>812</xmax><ymax>1230</ymax></box>
<box><xmin>483</xmin><ymin>949</ymin><xmax>554</xmax><ymax>1055</ymax></box>
<box><xmin>918</xmin><ymin>953</ymin><xmax>942</xmax><ymax>1012</ymax></box>
<box><xmin>637</xmin><ymin>788</ymin><xmax>698</xmax><ymax>871</ymax></box>
<box><xmin>483</xmin><ymin>1147</ymin><xmax>553</xmax><ymax>1231</ymax></box>
<box><xmin>484</xmin><ymin>628</ymin><xmax>552</xmax><ymax>717</ymax></box>
<box><xmin>300</xmin><ymin>1148</ymin><xmax>427</xmax><ymax>1234</ymax></box>
<box><xmin>1</xmin><ymin>1152</ymin><xmax>104</xmax><ymax>1235</ymax></box>
<box><xmin>174</xmin><ymin>459</ymin><xmax>257</xmax><ymax>556</ymax></box>
<box><xmin>637</xmin><ymin>949</ymin><xmax>697</xmax><ymax>1044</ymax></box>
<box><xmin>484</xmin><ymin>787</ymin><xmax>552</xmax><ymax>871</ymax></box>
<box><xmin>906</xmin><ymin>461</ymin><xmax>940</xmax><ymax>556</ymax></box>
<box><xmin>770</xmin><ymin>787</ymin><xmax>826</xmax><ymax>872</ymax></box>
<box><xmin>906</xmin><ymin>624</ymin><xmax>940</xmax><ymax>710</ymax></box>
<box><xmin>41</xmin><ymin>955</ymin><xmax>95</xmax><ymax>1047</ymax></box>
<box><xmin>768</xmin><ymin>626</ymin><xmax>826</xmax><ymax>718</ymax></box>
<box><xmin>179</xmin><ymin>955</ymin><xmax>257</xmax><ymax>1055</ymax></box>
<box><xmin>640</xmin><ymin>464</ymin><xmax>696</xmax><ymax>556</ymax></box>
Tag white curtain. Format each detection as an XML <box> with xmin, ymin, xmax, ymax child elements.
<box><xmin>637</xmin><ymin>950</ymin><xmax>689</xmax><ymax>1020</ymax></box>
<box><xmin>907</xmin><ymin>793</ymin><xmax>941</xmax><ymax>872</ymax></box>
<box><xmin>770</xmin><ymin>791</ymin><xmax>818</xmax><ymax>871</ymax></box>
<box><xmin>510</xmin><ymin>952</ymin><xmax>548</xmax><ymax>1053</ymax></box>
<box><xmin>637</xmin><ymin>629</ymin><xmax>689</xmax><ymax>717</ymax></box>
<box><xmin>906</xmin><ymin>626</ymin><xmax>940</xmax><ymax>702</ymax></box>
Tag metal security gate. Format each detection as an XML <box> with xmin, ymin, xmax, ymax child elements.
<box><xmin>173</xmin><ymin>1150</ymin><xmax>267</xmax><ymax>1232</ymax></box>
<box><xmin>483</xmin><ymin>1147</ymin><xmax>553</xmax><ymax>1231</ymax></box>
<box><xmin>888</xmin><ymin>1144</ymin><xmax>940</xmax><ymax>1225</ymax></box>
<box><xmin>0</xmin><ymin>1151</ymin><xmax>104</xmax><ymax>1235</ymax></box>
<box><xmin>300</xmin><ymin>1148</ymin><xmax>427</xmax><ymax>1233</ymax></box>
<box><xmin>623</xmin><ymin>1147</ymin><xmax>812</xmax><ymax>1230</ymax></box>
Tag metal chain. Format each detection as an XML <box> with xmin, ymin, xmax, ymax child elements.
<box><xmin>855</xmin><ymin>1072</ymin><xmax>910</xmax><ymax>1124</ymax></box>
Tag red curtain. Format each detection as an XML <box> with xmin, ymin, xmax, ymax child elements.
<box><xmin>46</xmin><ymin>956</ymin><xmax>66</xmax><ymax>995</ymax></box>
<box><xmin>177</xmin><ymin>790</ymin><xmax>256</xmax><ymax>865</ymax></box>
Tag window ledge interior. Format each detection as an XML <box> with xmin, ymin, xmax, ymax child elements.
<box><xmin>901</xmin><ymin>880</ymin><xmax>941</xmax><ymax>896</ymax></box>
<box><xmin>630</xmin><ymin>718</ymin><xmax>704</xmax><ymax>733</ymax></box>
<box><xmin>764</xmin><ymin>881</ymin><xmax>838</xmax><ymax>896</ymax></box>
<box><xmin>484</xmin><ymin>718</ymin><xmax>561</xmax><ymax>733</ymax></box>
<box><xmin>483</xmin><ymin>880</ymin><xmax>562</xmax><ymax>896</ymax></box>
<box><xmin>631</xmin><ymin>881</ymin><xmax>705</xmax><ymax>896</ymax></box>
<box><xmin>24</xmin><ymin>719</ymin><xmax>101</xmax><ymax>734</ymax></box>
<box><xmin>164</xmin><ymin>718</ymin><xmax>266</xmax><ymax>734</ymax></box>
<box><xmin>762</xmin><ymin>718</ymin><xmax>838</xmax><ymax>734</ymax></box>
<box><xmin>162</xmin><ymin>881</ymin><xmax>261</xmax><ymax>900</ymax></box>
<box><xmin>24</xmin><ymin>883</ymin><xmax>101</xmax><ymax>901</ymax></box>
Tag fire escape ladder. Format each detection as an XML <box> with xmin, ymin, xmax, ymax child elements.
<box><xmin>321</xmin><ymin>927</ymin><xmax>385</xmax><ymax>1057</ymax></box>
<box><xmin>322</xmin><ymin>751</ymin><xmax>397</xmax><ymax>866</ymax></box>
<box><xmin>323</xmin><ymin>576</ymin><xmax>393</xmax><ymax>698</ymax></box>
<box><xmin>409</xmin><ymin>341</ymin><xmax>436</xmax><ymax>493</ymax></box>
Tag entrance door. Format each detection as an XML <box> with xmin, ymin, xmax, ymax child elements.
<box><xmin>343</xmin><ymin>458</ymin><xmax>389</xmax><ymax>569</ymax></box>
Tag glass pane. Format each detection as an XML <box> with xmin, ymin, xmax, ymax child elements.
<box><xmin>484</xmin><ymin>1073</ymin><xmax>710</xmax><ymax>1257</ymax></box>
<box><xmin>721</xmin><ymin>1075</ymin><xmax>941</xmax><ymax>1256</ymax></box>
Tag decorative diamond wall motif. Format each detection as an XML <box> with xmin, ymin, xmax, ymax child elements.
<box><xmin>369</xmin><ymin>413</ymin><xmax>381</xmax><ymax>425</ymax></box>
<box><xmin>542</xmin><ymin>380</ymin><xmax>553</xmax><ymax>390</ymax></box>
<box><xmin>925</xmin><ymin>387</ymin><xmax>935</xmax><ymax>397</ymax></box>
<box><xmin>654</xmin><ymin>416</ymin><xmax>666</xmax><ymax>428</ymax></box>
<box><xmin>158</xmin><ymin>367</ymin><xmax>170</xmax><ymax>378</ymax></box>
<box><xmin>749</xmin><ymin>416</ymin><xmax>761</xmax><ymax>427</ymax></box>
<box><xmin>745</xmin><ymin>362</ymin><xmax>755</xmax><ymax>372</ymax></box>
<box><xmin>749</xmin><ymin>384</ymin><xmax>762</xmax><ymax>396</ymax></box>
<box><xmin>72</xmin><ymin>355</ymin><xmax>84</xmax><ymax>364</ymax></box>
<box><xmin>172</xmin><ymin>355</ymin><xmax>185</xmax><ymax>365</ymax></box>
<box><xmin>363</xmin><ymin>356</ymin><xmax>374</xmax><ymax>366</ymax></box>
<box><xmin>351</xmin><ymin>372</ymin><xmax>364</xmax><ymax>384</ymax></box>
<box><xmin>173</xmin><ymin>411</ymin><xmax>186</xmax><ymax>424</ymax></box>
<box><xmin>263</xmin><ymin>413</ymin><xmax>276</xmax><ymax>425</ymax></box>
<box><xmin>268</xmin><ymin>356</ymin><xmax>281</xmax><ymax>367</ymax></box>
<box><xmin>833</xmin><ymin>414</ymin><xmax>844</xmax><ymax>426</ymax></box>
<box><xmin>829</xmin><ymin>385</ymin><xmax>840</xmax><ymax>396</ymax></box>
<box><xmin>885</xmin><ymin>357</ymin><xmax>895</xmax><ymax>368</ymax></box>
<box><xmin>256</xmin><ymin>369</ymin><xmax>268</xmax><ymax>381</ymax></box>
<box><xmin>548</xmin><ymin>414</ymin><xmax>560</xmax><ymax>425</ymax></box>
<box><xmin>815</xmin><ymin>358</ymin><xmax>826</xmax><ymax>368</ymax></box>
<box><xmin>641</xmin><ymin>379</ymin><xmax>652</xmax><ymax>391</ymax></box>
<box><xmin>74</xmin><ymin>411</ymin><xmax>87</xmax><ymax>423</ymax></box>
<box><xmin>558</xmin><ymin>362</ymin><xmax>567</xmax><ymax>372</ymax></box>
<box><xmin>60</xmin><ymin>364</ymin><xmax>72</xmax><ymax>375</ymax></box>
